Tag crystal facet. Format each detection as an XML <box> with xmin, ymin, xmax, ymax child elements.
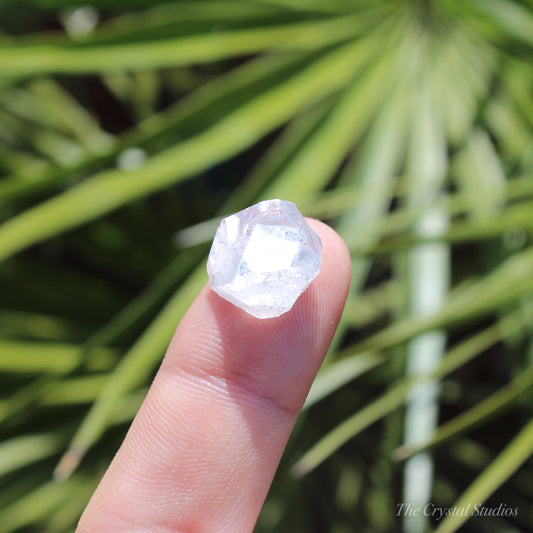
<box><xmin>207</xmin><ymin>199</ymin><xmax>322</xmax><ymax>319</ymax></box>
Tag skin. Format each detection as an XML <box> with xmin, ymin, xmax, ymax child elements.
<box><xmin>77</xmin><ymin>219</ymin><xmax>351</xmax><ymax>532</ymax></box>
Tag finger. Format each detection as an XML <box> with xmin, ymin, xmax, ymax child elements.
<box><xmin>77</xmin><ymin>219</ymin><xmax>351</xmax><ymax>533</ymax></box>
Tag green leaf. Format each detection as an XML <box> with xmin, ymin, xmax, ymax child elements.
<box><xmin>435</xmin><ymin>417</ymin><xmax>533</xmax><ymax>533</ymax></box>
<box><xmin>0</xmin><ymin>340</ymin><xmax>116</xmax><ymax>374</ymax></box>
<box><xmin>53</xmin><ymin>265</ymin><xmax>206</xmax><ymax>480</ymax></box>
<box><xmin>0</xmin><ymin>15</ymin><xmax>365</xmax><ymax>77</ymax></box>
<box><xmin>0</xmin><ymin>51</ymin><xmax>301</xmax><ymax>204</ymax></box>
<box><xmin>0</xmin><ymin>481</ymin><xmax>76</xmax><ymax>533</ymax></box>
<box><xmin>292</xmin><ymin>308</ymin><xmax>527</xmax><ymax>476</ymax></box>
<box><xmin>303</xmin><ymin>352</ymin><xmax>385</xmax><ymax>409</ymax></box>
<box><xmin>471</xmin><ymin>0</ymin><xmax>533</xmax><ymax>47</ymax></box>
<box><xmin>0</xmin><ymin>433</ymin><xmax>61</xmax><ymax>477</ymax></box>
<box><xmin>395</xmin><ymin>365</ymin><xmax>533</xmax><ymax>460</ymax></box>
<box><xmin>347</xmin><ymin>247</ymin><xmax>533</xmax><ymax>355</ymax></box>
<box><xmin>261</xmin><ymin>42</ymin><xmax>399</xmax><ymax>202</ymax></box>
<box><xmin>0</xmin><ymin>39</ymin><xmax>372</xmax><ymax>262</ymax></box>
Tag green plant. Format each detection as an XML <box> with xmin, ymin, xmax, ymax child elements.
<box><xmin>1</xmin><ymin>1</ymin><xmax>532</xmax><ymax>531</ymax></box>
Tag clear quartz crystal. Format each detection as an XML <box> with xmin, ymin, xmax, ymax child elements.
<box><xmin>207</xmin><ymin>199</ymin><xmax>322</xmax><ymax>319</ymax></box>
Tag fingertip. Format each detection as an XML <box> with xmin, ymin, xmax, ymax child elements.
<box><xmin>305</xmin><ymin>218</ymin><xmax>351</xmax><ymax>310</ymax></box>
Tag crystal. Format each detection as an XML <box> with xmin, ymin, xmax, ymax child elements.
<box><xmin>207</xmin><ymin>199</ymin><xmax>322</xmax><ymax>319</ymax></box>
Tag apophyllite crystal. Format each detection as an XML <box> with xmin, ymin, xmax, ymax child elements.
<box><xmin>207</xmin><ymin>199</ymin><xmax>322</xmax><ymax>319</ymax></box>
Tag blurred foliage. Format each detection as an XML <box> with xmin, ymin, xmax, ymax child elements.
<box><xmin>1</xmin><ymin>1</ymin><xmax>533</xmax><ymax>532</ymax></box>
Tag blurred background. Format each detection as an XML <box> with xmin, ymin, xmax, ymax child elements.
<box><xmin>1</xmin><ymin>1</ymin><xmax>533</xmax><ymax>532</ymax></box>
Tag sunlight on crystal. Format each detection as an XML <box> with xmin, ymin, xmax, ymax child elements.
<box><xmin>241</xmin><ymin>225</ymin><xmax>300</xmax><ymax>273</ymax></box>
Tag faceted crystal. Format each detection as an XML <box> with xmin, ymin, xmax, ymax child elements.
<box><xmin>207</xmin><ymin>199</ymin><xmax>322</xmax><ymax>319</ymax></box>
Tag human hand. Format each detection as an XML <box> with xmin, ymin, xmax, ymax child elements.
<box><xmin>77</xmin><ymin>219</ymin><xmax>351</xmax><ymax>532</ymax></box>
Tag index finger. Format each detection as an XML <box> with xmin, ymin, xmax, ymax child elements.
<box><xmin>77</xmin><ymin>219</ymin><xmax>351</xmax><ymax>533</ymax></box>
